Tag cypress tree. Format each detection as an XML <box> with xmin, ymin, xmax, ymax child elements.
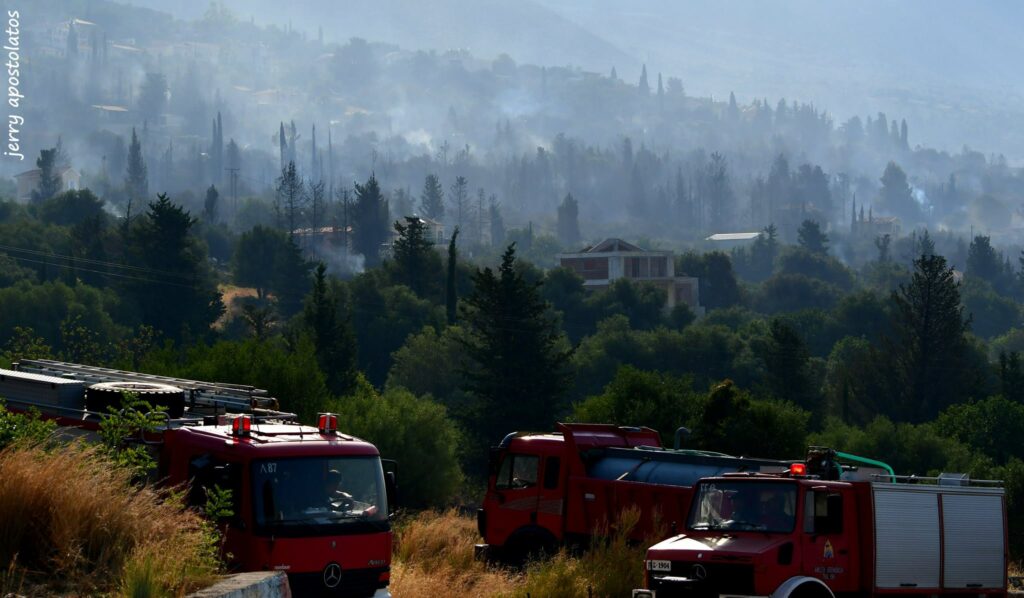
<box><xmin>446</xmin><ymin>227</ymin><xmax>459</xmax><ymax>324</ymax></box>
<box><xmin>32</xmin><ymin>148</ymin><xmax>61</xmax><ymax>203</ymax></box>
<box><xmin>125</xmin><ymin>127</ymin><xmax>148</xmax><ymax>204</ymax></box>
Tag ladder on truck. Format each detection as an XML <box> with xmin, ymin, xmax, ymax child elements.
<box><xmin>10</xmin><ymin>359</ymin><xmax>296</xmax><ymax>423</ymax></box>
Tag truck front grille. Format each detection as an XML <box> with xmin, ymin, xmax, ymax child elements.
<box><xmin>650</xmin><ymin>562</ymin><xmax>755</xmax><ymax>598</ymax></box>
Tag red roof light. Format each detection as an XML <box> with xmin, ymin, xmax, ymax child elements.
<box><xmin>318</xmin><ymin>412</ymin><xmax>338</xmax><ymax>435</ymax></box>
<box><xmin>231</xmin><ymin>415</ymin><xmax>252</xmax><ymax>437</ymax></box>
<box><xmin>790</xmin><ymin>463</ymin><xmax>807</xmax><ymax>476</ymax></box>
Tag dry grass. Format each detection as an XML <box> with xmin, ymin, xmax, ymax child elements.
<box><xmin>392</xmin><ymin>507</ymin><xmax>651</xmax><ymax>598</ymax></box>
<box><xmin>508</xmin><ymin>508</ymin><xmax>649</xmax><ymax>598</ymax></box>
<box><xmin>390</xmin><ymin>509</ymin><xmax>520</xmax><ymax>598</ymax></box>
<box><xmin>214</xmin><ymin>285</ymin><xmax>259</xmax><ymax>330</ymax></box>
<box><xmin>0</xmin><ymin>443</ymin><xmax>220</xmax><ymax>597</ymax></box>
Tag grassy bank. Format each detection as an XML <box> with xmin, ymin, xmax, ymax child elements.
<box><xmin>0</xmin><ymin>442</ymin><xmax>221</xmax><ymax>597</ymax></box>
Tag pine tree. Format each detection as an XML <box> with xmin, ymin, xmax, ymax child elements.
<box><xmin>886</xmin><ymin>254</ymin><xmax>971</xmax><ymax>422</ymax></box>
<box><xmin>489</xmin><ymin>197</ymin><xmax>505</xmax><ymax>247</ymax></box>
<box><xmin>420</xmin><ymin>174</ymin><xmax>445</xmax><ymax>221</ymax></box>
<box><xmin>875</xmin><ymin>234</ymin><xmax>891</xmax><ymax>263</ymax></box>
<box><xmin>308</xmin><ymin>180</ymin><xmax>325</xmax><ymax>232</ymax></box>
<box><xmin>203</xmin><ymin>184</ymin><xmax>219</xmax><ymax>223</ymax></box>
<box><xmin>446</xmin><ymin>227</ymin><xmax>459</xmax><ymax>324</ymax></box>
<box><xmin>392</xmin><ymin>216</ymin><xmax>438</xmax><ymax>298</ymax></box>
<box><xmin>704</xmin><ymin>152</ymin><xmax>733</xmax><ymax>231</ymax></box>
<box><xmin>556</xmin><ymin>193</ymin><xmax>581</xmax><ymax>248</ymax></box>
<box><xmin>638</xmin><ymin>64</ymin><xmax>650</xmax><ymax>95</ymax></box>
<box><xmin>127</xmin><ymin>193</ymin><xmax>224</xmax><ymax>340</ymax></box>
<box><xmin>125</xmin><ymin>127</ymin><xmax>148</xmax><ymax>205</ymax></box>
<box><xmin>31</xmin><ymin>148</ymin><xmax>61</xmax><ymax>203</ymax></box>
<box><xmin>352</xmin><ymin>173</ymin><xmax>389</xmax><ymax>267</ymax></box>
<box><xmin>797</xmin><ymin>220</ymin><xmax>829</xmax><ymax>255</ymax></box>
<box><xmin>274</xmin><ymin>161</ymin><xmax>304</xmax><ymax>234</ymax></box>
<box><xmin>878</xmin><ymin>161</ymin><xmax>917</xmax><ymax>223</ymax></box>
<box><xmin>278</xmin><ymin>122</ymin><xmax>287</xmax><ymax>171</ymax></box>
<box><xmin>458</xmin><ymin>244</ymin><xmax>573</xmax><ymax>441</ymax></box>
<box><xmin>138</xmin><ymin>73</ymin><xmax>168</xmax><ymax>124</ymax></box>
<box><xmin>449</xmin><ymin>175</ymin><xmax>471</xmax><ymax>234</ymax></box>
<box><xmin>210</xmin><ymin>112</ymin><xmax>223</xmax><ymax>184</ymax></box>
<box><xmin>919</xmin><ymin>229</ymin><xmax>935</xmax><ymax>257</ymax></box>
<box><xmin>763</xmin><ymin>319</ymin><xmax>814</xmax><ymax>410</ymax></box>
<box><xmin>303</xmin><ymin>263</ymin><xmax>357</xmax><ymax>396</ymax></box>
<box><xmin>967</xmin><ymin>235</ymin><xmax>1004</xmax><ymax>287</ymax></box>
<box><xmin>66</xmin><ymin>21</ymin><xmax>78</xmax><ymax>59</ymax></box>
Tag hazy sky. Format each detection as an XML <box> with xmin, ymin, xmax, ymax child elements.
<box><xmin>106</xmin><ymin>0</ymin><xmax>1024</xmax><ymax>160</ymax></box>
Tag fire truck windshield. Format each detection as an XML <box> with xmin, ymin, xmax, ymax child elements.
<box><xmin>252</xmin><ymin>456</ymin><xmax>388</xmax><ymax>535</ymax></box>
<box><xmin>688</xmin><ymin>481</ymin><xmax>796</xmax><ymax>533</ymax></box>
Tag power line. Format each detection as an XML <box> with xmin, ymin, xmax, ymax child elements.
<box><xmin>1</xmin><ymin>253</ymin><xmax>202</xmax><ymax>290</ymax></box>
<box><xmin>0</xmin><ymin>243</ymin><xmax>197</xmax><ymax>281</ymax></box>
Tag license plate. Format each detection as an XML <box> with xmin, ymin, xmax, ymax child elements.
<box><xmin>647</xmin><ymin>559</ymin><xmax>672</xmax><ymax>572</ymax></box>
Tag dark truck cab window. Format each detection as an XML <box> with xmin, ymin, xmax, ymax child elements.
<box><xmin>495</xmin><ymin>454</ymin><xmax>540</xmax><ymax>490</ymax></box>
<box><xmin>251</xmin><ymin>455</ymin><xmax>389</xmax><ymax>537</ymax></box>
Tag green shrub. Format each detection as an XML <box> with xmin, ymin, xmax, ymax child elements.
<box><xmin>329</xmin><ymin>377</ymin><xmax>464</xmax><ymax>508</ymax></box>
<box><xmin>0</xmin><ymin>403</ymin><xmax>55</xmax><ymax>449</ymax></box>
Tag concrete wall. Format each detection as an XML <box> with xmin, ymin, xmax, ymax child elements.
<box><xmin>187</xmin><ymin>572</ymin><xmax>291</xmax><ymax>598</ymax></box>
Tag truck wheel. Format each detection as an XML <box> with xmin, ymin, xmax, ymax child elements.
<box><xmin>790</xmin><ymin>582</ymin><xmax>834</xmax><ymax>598</ymax></box>
<box><xmin>505</xmin><ymin>529</ymin><xmax>558</xmax><ymax>566</ymax></box>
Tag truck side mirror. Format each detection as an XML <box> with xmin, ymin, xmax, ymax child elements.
<box><xmin>488</xmin><ymin>447</ymin><xmax>503</xmax><ymax>476</ymax></box>
<box><xmin>385</xmin><ymin>470</ymin><xmax>397</xmax><ymax>516</ymax></box>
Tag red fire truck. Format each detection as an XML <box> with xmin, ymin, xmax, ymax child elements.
<box><xmin>0</xmin><ymin>359</ymin><xmax>395</xmax><ymax>598</ymax></box>
<box><xmin>477</xmin><ymin>423</ymin><xmax>789</xmax><ymax>560</ymax></box>
<box><xmin>634</xmin><ymin>449</ymin><xmax>1008</xmax><ymax>598</ymax></box>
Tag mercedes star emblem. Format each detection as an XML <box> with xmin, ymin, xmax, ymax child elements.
<box><xmin>692</xmin><ymin>564</ymin><xmax>708</xmax><ymax>581</ymax></box>
<box><xmin>323</xmin><ymin>562</ymin><xmax>342</xmax><ymax>588</ymax></box>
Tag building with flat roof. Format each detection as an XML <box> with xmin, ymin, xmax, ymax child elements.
<box><xmin>705</xmin><ymin>231</ymin><xmax>763</xmax><ymax>250</ymax></box>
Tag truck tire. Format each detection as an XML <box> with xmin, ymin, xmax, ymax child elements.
<box><xmin>773</xmin><ymin>577</ymin><xmax>835</xmax><ymax>598</ymax></box>
<box><xmin>86</xmin><ymin>382</ymin><xmax>186</xmax><ymax>418</ymax></box>
<box><xmin>504</xmin><ymin>527</ymin><xmax>558</xmax><ymax>566</ymax></box>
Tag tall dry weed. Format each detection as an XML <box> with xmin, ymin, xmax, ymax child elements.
<box><xmin>0</xmin><ymin>443</ymin><xmax>219</xmax><ymax>596</ymax></box>
<box><xmin>391</xmin><ymin>509</ymin><xmax>519</xmax><ymax>598</ymax></box>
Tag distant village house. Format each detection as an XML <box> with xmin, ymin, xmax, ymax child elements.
<box><xmin>14</xmin><ymin>167</ymin><xmax>81</xmax><ymax>202</ymax></box>
<box><xmin>557</xmin><ymin>238</ymin><xmax>705</xmax><ymax>316</ymax></box>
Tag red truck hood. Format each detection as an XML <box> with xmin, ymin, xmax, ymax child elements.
<box><xmin>648</xmin><ymin>533</ymin><xmax>790</xmax><ymax>561</ymax></box>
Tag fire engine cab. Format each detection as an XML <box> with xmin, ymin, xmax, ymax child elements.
<box><xmin>477</xmin><ymin>423</ymin><xmax>789</xmax><ymax>560</ymax></box>
<box><xmin>0</xmin><ymin>359</ymin><xmax>395</xmax><ymax>598</ymax></box>
<box><xmin>634</xmin><ymin>449</ymin><xmax>1008</xmax><ymax>598</ymax></box>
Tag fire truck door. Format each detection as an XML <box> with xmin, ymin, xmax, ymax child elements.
<box><xmin>535</xmin><ymin>456</ymin><xmax>564</xmax><ymax>539</ymax></box>
<box><xmin>801</xmin><ymin>490</ymin><xmax>855</xmax><ymax>592</ymax></box>
<box><xmin>492</xmin><ymin>453</ymin><xmax>541</xmax><ymax>543</ymax></box>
